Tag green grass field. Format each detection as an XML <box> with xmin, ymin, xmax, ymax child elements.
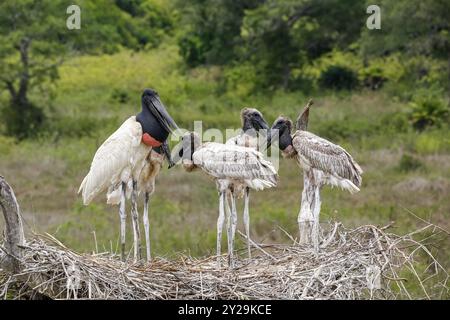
<box><xmin>1</xmin><ymin>46</ymin><xmax>449</xmax><ymax>273</ymax></box>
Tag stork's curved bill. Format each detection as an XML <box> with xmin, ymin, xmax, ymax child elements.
<box><xmin>144</xmin><ymin>94</ymin><xmax>179</xmax><ymax>134</ymax></box>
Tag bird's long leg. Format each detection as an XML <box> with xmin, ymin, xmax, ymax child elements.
<box><xmin>225</xmin><ymin>193</ymin><xmax>231</xmax><ymax>256</ymax></box>
<box><xmin>299</xmin><ymin>169</ymin><xmax>314</xmax><ymax>245</ymax></box>
<box><xmin>228</xmin><ymin>191</ymin><xmax>237</xmax><ymax>268</ymax></box>
<box><xmin>311</xmin><ymin>183</ymin><xmax>322</xmax><ymax>253</ymax></box>
<box><xmin>119</xmin><ymin>182</ymin><xmax>127</xmax><ymax>262</ymax></box>
<box><xmin>216</xmin><ymin>191</ymin><xmax>226</xmax><ymax>267</ymax></box>
<box><xmin>243</xmin><ymin>186</ymin><xmax>251</xmax><ymax>258</ymax></box>
<box><xmin>225</xmin><ymin>191</ymin><xmax>232</xmax><ymax>264</ymax></box>
<box><xmin>130</xmin><ymin>180</ymin><xmax>142</xmax><ymax>262</ymax></box>
<box><xmin>143</xmin><ymin>192</ymin><xmax>151</xmax><ymax>262</ymax></box>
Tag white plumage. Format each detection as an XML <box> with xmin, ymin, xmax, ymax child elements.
<box><xmin>79</xmin><ymin>89</ymin><xmax>178</xmax><ymax>263</ymax></box>
<box><xmin>193</xmin><ymin>142</ymin><xmax>277</xmax><ymax>189</ymax></box>
<box><xmin>106</xmin><ymin>150</ymin><xmax>164</xmax><ymax>205</ymax></box>
<box><xmin>223</xmin><ymin>108</ymin><xmax>271</xmax><ymax>259</ymax></box>
<box><xmin>225</xmin><ymin>132</ymin><xmax>259</xmax><ymax>150</ymax></box>
<box><xmin>78</xmin><ymin>116</ymin><xmax>151</xmax><ymax>205</ymax></box>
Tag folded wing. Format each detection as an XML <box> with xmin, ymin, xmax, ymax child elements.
<box><xmin>293</xmin><ymin>131</ymin><xmax>363</xmax><ymax>188</ymax></box>
<box><xmin>193</xmin><ymin>142</ymin><xmax>278</xmax><ymax>188</ymax></box>
<box><xmin>78</xmin><ymin>116</ymin><xmax>149</xmax><ymax>205</ymax></box>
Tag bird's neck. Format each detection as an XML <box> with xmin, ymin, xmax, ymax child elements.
<box><xmin>136</xmin><ymin>105</ymin><xmax>169</xmax><ymax>147</ymax></box>
<box><xmin>278</xmin><ymin>129</ymin><xmax>293</xmax><ymax>151</ymax></box>
<box><xmin>242</xmin><ymin>120</ymin><xmax>259</xmax><ymax>138</ymax></box>
<box><xmin>242</xmin><ymin>118</ymin><xmax>254</xmax><ymax>132</ymax></box>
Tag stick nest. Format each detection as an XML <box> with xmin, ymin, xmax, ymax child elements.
<box><xmin>1</xmin><ymin>222</ymin><xmax>448</xmax><ymax>300</ymax></box>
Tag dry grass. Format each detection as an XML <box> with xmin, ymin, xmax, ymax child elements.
<box><xmin>1</xmin><ymin>222</ymin><xmax>448</xmax><ymax>300</ymax></box>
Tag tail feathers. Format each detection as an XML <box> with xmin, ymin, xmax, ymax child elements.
<box><xmin>353</xmin><ymin>165</ymin><xmax>363</xmax><ymax>188</ymax></box>
<box><xmin>339</xmin><ymin>179</ymin><xmax>360</xmax><ymax>194</ymax></box>
<box><xmin>344</xmin><ymin>151</ymin><xmax>363</xmax><ymax>187</ymax></box>
<box><xmin>246</xmin><ymin>178</ymin><xmax>277</xmax><ymax>190</ymax></box>
<box><xmin>78</xmin><ymin>175</ymin><xmax>92</xmax><ymax>205</ymax></box>
<box><xmin>326</xmin><ymin>175</ymin><xmax>360</xmax><ymax>194</ymax></box>
<box><xmin>78</xmin><ymin>175</ymin><xmax>87</xmax><ymax>195</ymax></box>
<box><xmin>106</xmin><ymin>186</ymin><xmax>121</xmax><ymax>205</ymax></box>
<box><xmin>258</xmin><ymin>158</ymin><xmax>279</xmax><ymax>186</ymax></box>
<box><xmin>351</xmin><ymin>174</ymin><xmax>363</xmax><ymax>189</ymax></box>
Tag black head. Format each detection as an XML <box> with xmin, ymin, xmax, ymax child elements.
<box><xmin>142</xmin><ymin>88</ymin><xmax>158</xmax><ymax>99</ymax></box>
<box><xmin>270</xmin><ymin>116</ymin><xmax>293</xmax><ymax>151</ymax></box>
<box><xmin>139</xmin><ymin>88</ymin><xmax>179</xmax><ymax>136</ymax></box>
<box><xmin>241</xmin><ymin>108</ymin><xmax>270</xmax><ymax>131</ymax></box>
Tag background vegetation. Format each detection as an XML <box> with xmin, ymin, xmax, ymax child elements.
<box><xmin>0</xmin><ymin>0</ymin><xmax>449</xmax><ymax>292</ymax></box>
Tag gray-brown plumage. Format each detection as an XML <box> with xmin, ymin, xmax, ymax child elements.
<box><xmin>292</xmin><ymin>130</ymin><xmax>362</xmax><ymax>192</ymax></box>
<box><xmin>180</xmin><ymin>132</ymin><xmax>277</xmax><ymax>267</ymax></box>
<box><xmin>271</xmin><ymin>99</ymin><xmax>363</xmax><ymax>249</ymax></box>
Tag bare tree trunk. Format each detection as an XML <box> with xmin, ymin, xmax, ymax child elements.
<box><xmin>0</xmin><ymin>176</ymin><xmax>25</xmax><ymax>273</ymax></box>
<box><xmin>14</xmin><ymin>38</ymin><xmax>31</xmax><ymax>107</ymax></box>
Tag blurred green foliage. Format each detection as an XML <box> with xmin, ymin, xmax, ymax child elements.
<box><xmin>1</xmin><ymin>0</ymin><xmax>449</xmax><ymax>139</ymax></box>
<box><xmin>318</xmin><ymin>66</ymin><xmax>359</xmax><ymax>91</ymax></box>
<box><xmin>0</xmin><ymin>0</ymin><xmax>174</xmax><ymax>138</ymax></box>
<box><xmin>408</xmin><ymin>92</ymin><xmax>449</xmax><ymax>131</ymax></box>
<box><xmin>397</xmin><ymin>154</ymin><xmax>424</xmax><ymax>172</ymax></box>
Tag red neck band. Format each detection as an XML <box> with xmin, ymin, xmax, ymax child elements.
<box><xmin>142</xmin><ymin>133</ymin><xmax>162</xmax><ymax>147</ymax></box>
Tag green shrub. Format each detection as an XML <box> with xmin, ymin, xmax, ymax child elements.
<box><xmin>408</xmin><ymin>94</ymin><xmax>449</xmax><ymax>131</ymax></box>
<box><xmin>360</xmin><ymin>65</ymin><xmax>387</xmax><ymax>90</ymax></box>
<box><xmin>179</xmin><ymin>34</ymin><xmax>206</xmax><ymax>67</ymax></box>
<box><xmin>318</xmin><ymin>66</ymin><xmax>359</xmax><ymax>91</ymax></box>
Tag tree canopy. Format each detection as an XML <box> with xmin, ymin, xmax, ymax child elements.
<box><xmin>0</xmin><ymin>0</ymin><xmax>173</xmax><ymax>138</ymax></box>
<box><xmin>0</xmin><ymin>0</ymin><xmax>448</xmax><ymax>138</ymax></box>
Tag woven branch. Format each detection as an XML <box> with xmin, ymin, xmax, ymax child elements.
<box><xmin>1</xmin><ymin>222</ymin><xmax>448</xmax><ymax>300</ymax></box>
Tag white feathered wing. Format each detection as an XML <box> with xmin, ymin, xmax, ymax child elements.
<box><xmin>193</xmin><ymin>142</ymin><xmax>278</xmax><ymax>190</ymax></box>
<box><xmin>78</xmin><ymin>116</ymin><xmax>151</xmax><ymax>205</ymax></box>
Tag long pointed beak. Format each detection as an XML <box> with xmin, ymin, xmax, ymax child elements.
<box><xmin>258</xmin><ymin>118</ymin><xmax>270</xmax><ymax>131</ymax></box>
<box><xmin>266</xmin><ymin>130</ymin><xmax>273</xmax><ymax>149</ymax></box>
<box><xmin>267</xmin><ymin>126</ymin><xmax>281</xmax><ymax>150</ymax></box>
<box><xmin>255</xmin><ymin>118</ymin><xmax>271</xmax><ymax>150</ymax></box>
<box><xmin>147</xmin><ymin>96</ymin><xmax>179</xmax><ymax>134</ymax></box>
